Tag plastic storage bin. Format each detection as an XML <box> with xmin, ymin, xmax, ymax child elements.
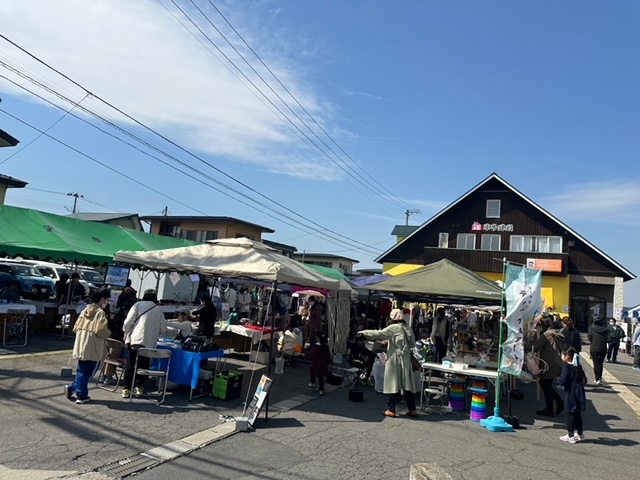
<box><xmin>213</xmin><ymin>370</ymin><xmax>243</xmax><ymax>400</ymax></box>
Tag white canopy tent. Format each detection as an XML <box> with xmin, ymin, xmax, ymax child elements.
<box><xmin>114</xmin><ymin>238</ymin><xmax>340</xmax><ymax>291</ymax></box>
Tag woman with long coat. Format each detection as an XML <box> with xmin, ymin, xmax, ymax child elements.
<box><xmin>358</xmin><ymin>309</ymin><xmax>418</xmax><ymax>418</ymax></box>
<box><xmin>525</xmin><ymin>316</ymin><xmax>565</xmax><ymax>417</ymax></box>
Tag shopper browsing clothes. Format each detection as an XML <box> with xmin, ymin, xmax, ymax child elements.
<box><xmin>64</xmin><ymin>290</ymin><xmax>111</xmax><ymax>404</ymax></box>
<box><xmin>358</xmin><ymin>308</ymin><xmax>419</xmax><ymax>418</ymax></box>
<box><xmin>558</xmin><ymin>347</ymin><xmax>587</xmax><ymax>444</ymax></box>
<box><xmin>122</xmin><ymin>289</ymin><xmax>167</xmax><ymax>398</ymax></box>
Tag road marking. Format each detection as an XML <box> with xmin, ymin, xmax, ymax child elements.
<box><xmin>579</xmin><ymin>352</ymin><xmax>640</xmax><ymax>418</ymax></box>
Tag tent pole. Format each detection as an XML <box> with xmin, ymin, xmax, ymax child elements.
<box><xmin>265</xmin><ymin>281</ymin><xmax>278</xmax><ymax>423</ymax></box>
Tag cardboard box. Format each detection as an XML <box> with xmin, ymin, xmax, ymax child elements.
<box><xmin>250</xmin><ymin>350</ymin><xmax>270</xmax><ymax>365</ymax></box>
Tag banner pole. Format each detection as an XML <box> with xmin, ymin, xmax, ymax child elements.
<box><xmin>480</xmin><ymin>257</ymin><xmax>514</xmax><ymax>432</ymax></box>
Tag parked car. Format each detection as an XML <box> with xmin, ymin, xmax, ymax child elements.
<box><xmin>76</xmin><ymin>267</ymin><xmax>105</xmax><ymax>296</ymax></box>
<box><xmin>22</xmin><ymin>261</ymin><xmax>98</xmax><ymax>297</ymax></box>
<box><xmin>0</xmin><ymin>262</ymin><xmax>55</xmax><ymax>299</ymax></box>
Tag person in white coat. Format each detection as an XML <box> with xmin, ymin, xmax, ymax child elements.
<box><xmin>122</xmin><ymin>289</ymin><xmax>167</xmax><ymax>398</ymax></box>
<box><xmin>358</xmin><ymin>308</ymin><xmax>418</xmax><ymax>418</ymax></box>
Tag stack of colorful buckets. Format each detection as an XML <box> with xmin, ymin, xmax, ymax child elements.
<box><xmin>470</xmin><ymin>376</ymin><xmax>488</xmax><ymax>422</ymax></box>
<box><xmin>448</xmin><ymin>379</ymin><xmax>466</xmax><ymax>411</ymax></box>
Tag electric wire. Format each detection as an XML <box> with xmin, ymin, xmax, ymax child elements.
<box><xmin>0</xmin><ymin>92</ymin><xmax>89</xmax><ymax>165</ymax></box>
<box><xmin>182</xmin><ymin>0</ymin><xmax>402</xmax><ymax>216</ymax></box>
<box><xmin>0</xmin><ymin>108</ymin><xmax>210</xmax><ymax>216</ymax></box>
<box><xmin>0</xmin><ymin>72</ymin><xmax>381</xmax><ymax>255</ymax></box>
<box><xmin>164</xmin><ymin>0</ymin><xmax>398</xmax><ymax>219</ymax></box>
<box><xmin>206</xmin><ymin>0</ymin><xmax>417</xmax><ymax>212</ymax></box>
<box><xmin>0</xmin><ymin>103</ymin><xmax>381</xmax><ymax>255</ymax></box>
<box><xmin>0</xmin><ymin>33</ymin><xmax>384</xmax><ymax>254</ymax></box>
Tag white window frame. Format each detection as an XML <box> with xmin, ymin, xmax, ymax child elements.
<box><xmin>486</xmin><ymin>199</ymin><xmax>501</xmax><ymax>218</ymax></box>
<box><xmin>438</xmin><ymin>232</ymin><xmax>449</xmax><ymax>248</ymax></box>
<box><xmin>481</xmin><ymin>234</ymin><xmax>501</xmax><ymax>251</ymax></box>
<box><xmin>457</xmin><ymin>233</ymin><xmax>476</xmax><ymax>250</ymax></box>
<box><xmin>510</xmin><ymin>235</ymin><xmax>562</xmax><ymax>253</ymax></box>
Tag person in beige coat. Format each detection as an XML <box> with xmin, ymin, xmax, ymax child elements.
<box><xmin>64</xmin><ymin>290</ymin><xmax>111</xmax><ymax>404</ymax></box>
<box><xmin>358</xmin><ymin>308</ymin><xmax>418</xmax><ymax>418</ymax></box>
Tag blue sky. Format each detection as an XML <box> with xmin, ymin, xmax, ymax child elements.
<box><xmin>1</xmin><ymin>1</ymin><xmax>639</xmax><ymax>304</ymax></box>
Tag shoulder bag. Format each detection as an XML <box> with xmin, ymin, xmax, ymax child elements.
<box><xmin>401</xmin><ymin>327</ymin><xmax>421</xmax><ymax>372</ymax></box>
<box><xmin>123</xmin><ymin>304</ymin><xmax>157</xmax><ymax>347</ymax></box>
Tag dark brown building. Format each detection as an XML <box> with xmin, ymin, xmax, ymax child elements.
<box><xmin>376</xmin><ymin>173</ymin><xmax>635</xmax><ymax>331</ymax></box>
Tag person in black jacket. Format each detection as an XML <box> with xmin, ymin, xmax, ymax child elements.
<box><xmin>561</xmin><ymin>316</ymin><xmax>582</xmax><ymax>353</ymax></box>
<box><xmin>588</xmin><ymin>318</ymin><xmax>608</xmax><ymax>385</ymax></box>
<box><xmin>194</xmin><ymin>294</ymin><xmax>217</xmax><ymax>339</ymax></box>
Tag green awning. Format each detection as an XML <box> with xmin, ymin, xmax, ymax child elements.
<box><xmin>303</xmin><ymin>263</ymin><xmax>352</xmax><ymax>283</ymax></box>
<box><xmin>369</xmin><ymin>258</ymin><xmax>503</xmax><ymax>305</ymax></box>
<box><xmin>0</xmin><ymin>204</ymin><xmax>196</xmax><ymax>266</ymax></box>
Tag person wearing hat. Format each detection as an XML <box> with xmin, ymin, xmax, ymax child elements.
<box><xmin>358</xmin><ymin>308</ymin><xmax>418</xmax><ymax>418</ymax></box>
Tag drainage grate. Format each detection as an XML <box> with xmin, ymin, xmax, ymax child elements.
<box><xmin>100</xmin><ymin>455</ymin><xmax>160</xmax><ymax>477</ymax></box>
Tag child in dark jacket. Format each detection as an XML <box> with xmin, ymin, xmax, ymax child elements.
<box><xmin>306</xmin><ymin>334</ymin><xmax>331</xmax><ymax>395</ymax></box>
<box><xmin>558</xmin><ymin>347</ymin><xmax>587</xmax><ymax>444</ymax></box>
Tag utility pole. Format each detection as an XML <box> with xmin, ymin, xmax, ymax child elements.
<box><xmin>405</xmin><ymin>209</ymin><xmax>421</xmax><ymax>225</ymax></box>
<box><xmin>67</xmin><ymin>192</ymin><xmax>83</xmax><ymax>214</ymax></box>
<box><xmin>162</xmin><ymin>206</ymin><xmax>169</xmax><ymax>216</ymax></box>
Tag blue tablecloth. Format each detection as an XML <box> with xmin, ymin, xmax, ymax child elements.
<box><xmin>156</xmin><ymin>344</ymin><xmax>225</xmax><ymax>389</ymax></box>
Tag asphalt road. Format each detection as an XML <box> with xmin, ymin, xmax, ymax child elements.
<box><xmin>137</xmin><ymin>363</ymin><xmax>640</xmax><ymax>480</ymax></box>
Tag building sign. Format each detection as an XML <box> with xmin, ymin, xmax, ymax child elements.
<box><xmin>472</xmin><ymin>222</ymin><xmax>514</xmax><ymax>232</ymax></box>
<box><xmin>526</xmin><ymin>258</ymin><xmax>563</xmax><ymax>273</ymax></box>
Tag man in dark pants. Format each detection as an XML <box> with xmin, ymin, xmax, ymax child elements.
<box><xmin>588</xmin><ymin>318</ymin><xmax>609</xmax><ymax>385</ymax></box>
<box><xmin>606</xmin><ymin>318</ymin><xmax>625</xmax><ymax>363</ymax></box>
<box><xmin>430</xmin><ymin>307</ymin><xmax>450</xmax><ymax>363</ymax></box>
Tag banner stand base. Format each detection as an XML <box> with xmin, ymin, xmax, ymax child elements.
<box><xmin>480</xmin><ymin>408</ymin><xmax>514</xmax><ymax>432</ymax></box>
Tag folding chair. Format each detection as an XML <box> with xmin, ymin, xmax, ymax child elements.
<box><xmin>128</xmin><ymin>348</ymin><xmax>172</xmax><ymax>405</ymax></box>
<box><xmin>332</xmin><ymin>353</ymin><xmax>360</xmax><ymax>386</ymax></box>
<box><xmin>96</xmin><ymin>339</ymin><xmax>127</xmax><ymax>392</ymax></box>
<box><xmin>2</xmin><ymin>309</ymin><xmax>29</xmax><ymax>347</ymax></box>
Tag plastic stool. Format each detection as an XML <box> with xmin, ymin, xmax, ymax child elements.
<box><xmin>448</xmin><ymin>379</ymin><xmax>466</xmax><ymax>411</ymax></box>
<box><xmin>470</xmin><ymin>388</ymin><xmax>488</xmax><ymax>422</ymax></box>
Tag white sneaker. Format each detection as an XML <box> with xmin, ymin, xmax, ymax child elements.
<box><xmin>559</xmin><ymin>434</ymin><xmax>576</xmax><ymax>444</ymax></box>
<box><xmin>597</xmin><ymin>379</ymin><xmax>603</xmax><ymax>385</ymax></box>
<box><xmin>134</xmin><ymin>387</ymin><xmax>144</xmax><ymax>396</ymax></box>
<box><xmin>574</xmin><ymin>432</ymin><xmax>585</xmax><ymax>442</ymax></box>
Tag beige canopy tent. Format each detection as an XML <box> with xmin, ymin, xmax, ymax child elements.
<box><xmin>114</xmin><ymin>238</ymin><xmax>340</xmax><ymax>291</ymax></box>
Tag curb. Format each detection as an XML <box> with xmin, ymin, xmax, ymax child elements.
<box><xmin>95</xmin><ymin>382</ymin><xmax>345</xmax><ymax>478</ymax></box>
<box><xmin>0</xmin><ymin>350</ymin><xmax>72</xmax><ymax>360</ymax></box>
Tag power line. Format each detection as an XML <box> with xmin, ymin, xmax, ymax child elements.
<box><xmin>206</xmin><ymin>0</ymin><xmax>417</xmax><ymax>212</ymax></box>
<box><xmin>163</xmin><ymin>0</ymin><xmax>399</xmax><ymax>218</ymax></box>
<box><xmin>0</xmin><ymin>107</ymin><xmax>210</xmax><ymax>216</ymax></box>
<box><xmin>0</xmin><ymin>34</ymin><xmax>384</xmax><ymax>255</ymax></box>
<box><xmin>0</xmin><ymin>104</ymin><xmax>382</xmax><ymax>255</ymax></box>
<box><xmin>0</xmin><ymin>73</ymin><xmax>381</xmax><ymax>255</ymax></box>
<box><xmin>0</xmin><ymin>93</ymin><xmax>89</xmax><ymax>165</ymax></box>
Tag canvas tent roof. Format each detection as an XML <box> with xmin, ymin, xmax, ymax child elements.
<box><xmin>299</xmin><ymin>264</ymin><xmax>357</xmax><ymax>299</ymax></box>
<box><xmin>368</xmin><ymin>258</ymin><xmax>502</xmax><ymax>305</ymax></box>
<box><xmin>0</xmin><ymin>204</ymin><xmax>195</xmax><ymax>265</ymax></box>
<box><xmin>114</xmin><ymin>238</ymin><xmax>340</xmax><ymax>291</ymax></box>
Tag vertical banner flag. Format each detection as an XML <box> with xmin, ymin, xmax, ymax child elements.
<box><xmin>500</xmin><ymin>264</ymin><xmax>542</xmax><ymax>376</ymax></box>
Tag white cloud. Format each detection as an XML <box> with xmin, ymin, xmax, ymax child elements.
<box><xmin>0</xmin><ymin>0</ymin><xmax>345</xmax><ymax>180</ymax></box>
<box><xmin>543</xmin><ymin>180</ymin><xmax>640</xmax><ymax>227</ymax></box>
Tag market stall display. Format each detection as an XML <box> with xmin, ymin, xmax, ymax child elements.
<box><xmin>156</xmin><ymin>341</ymin><xmax>225</xmax><ymax>400</ymax></box>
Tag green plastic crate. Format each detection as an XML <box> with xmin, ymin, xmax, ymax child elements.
<box><xmin>212</xmin><ymin>370</ymin><xmax>243</xmax><ymax>400</ymax></box>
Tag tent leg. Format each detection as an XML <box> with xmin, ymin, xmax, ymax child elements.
<box><xmin>265</xmin><ymin>281</ymin><xmax>278</xmax><ymax>423</ymax></box>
